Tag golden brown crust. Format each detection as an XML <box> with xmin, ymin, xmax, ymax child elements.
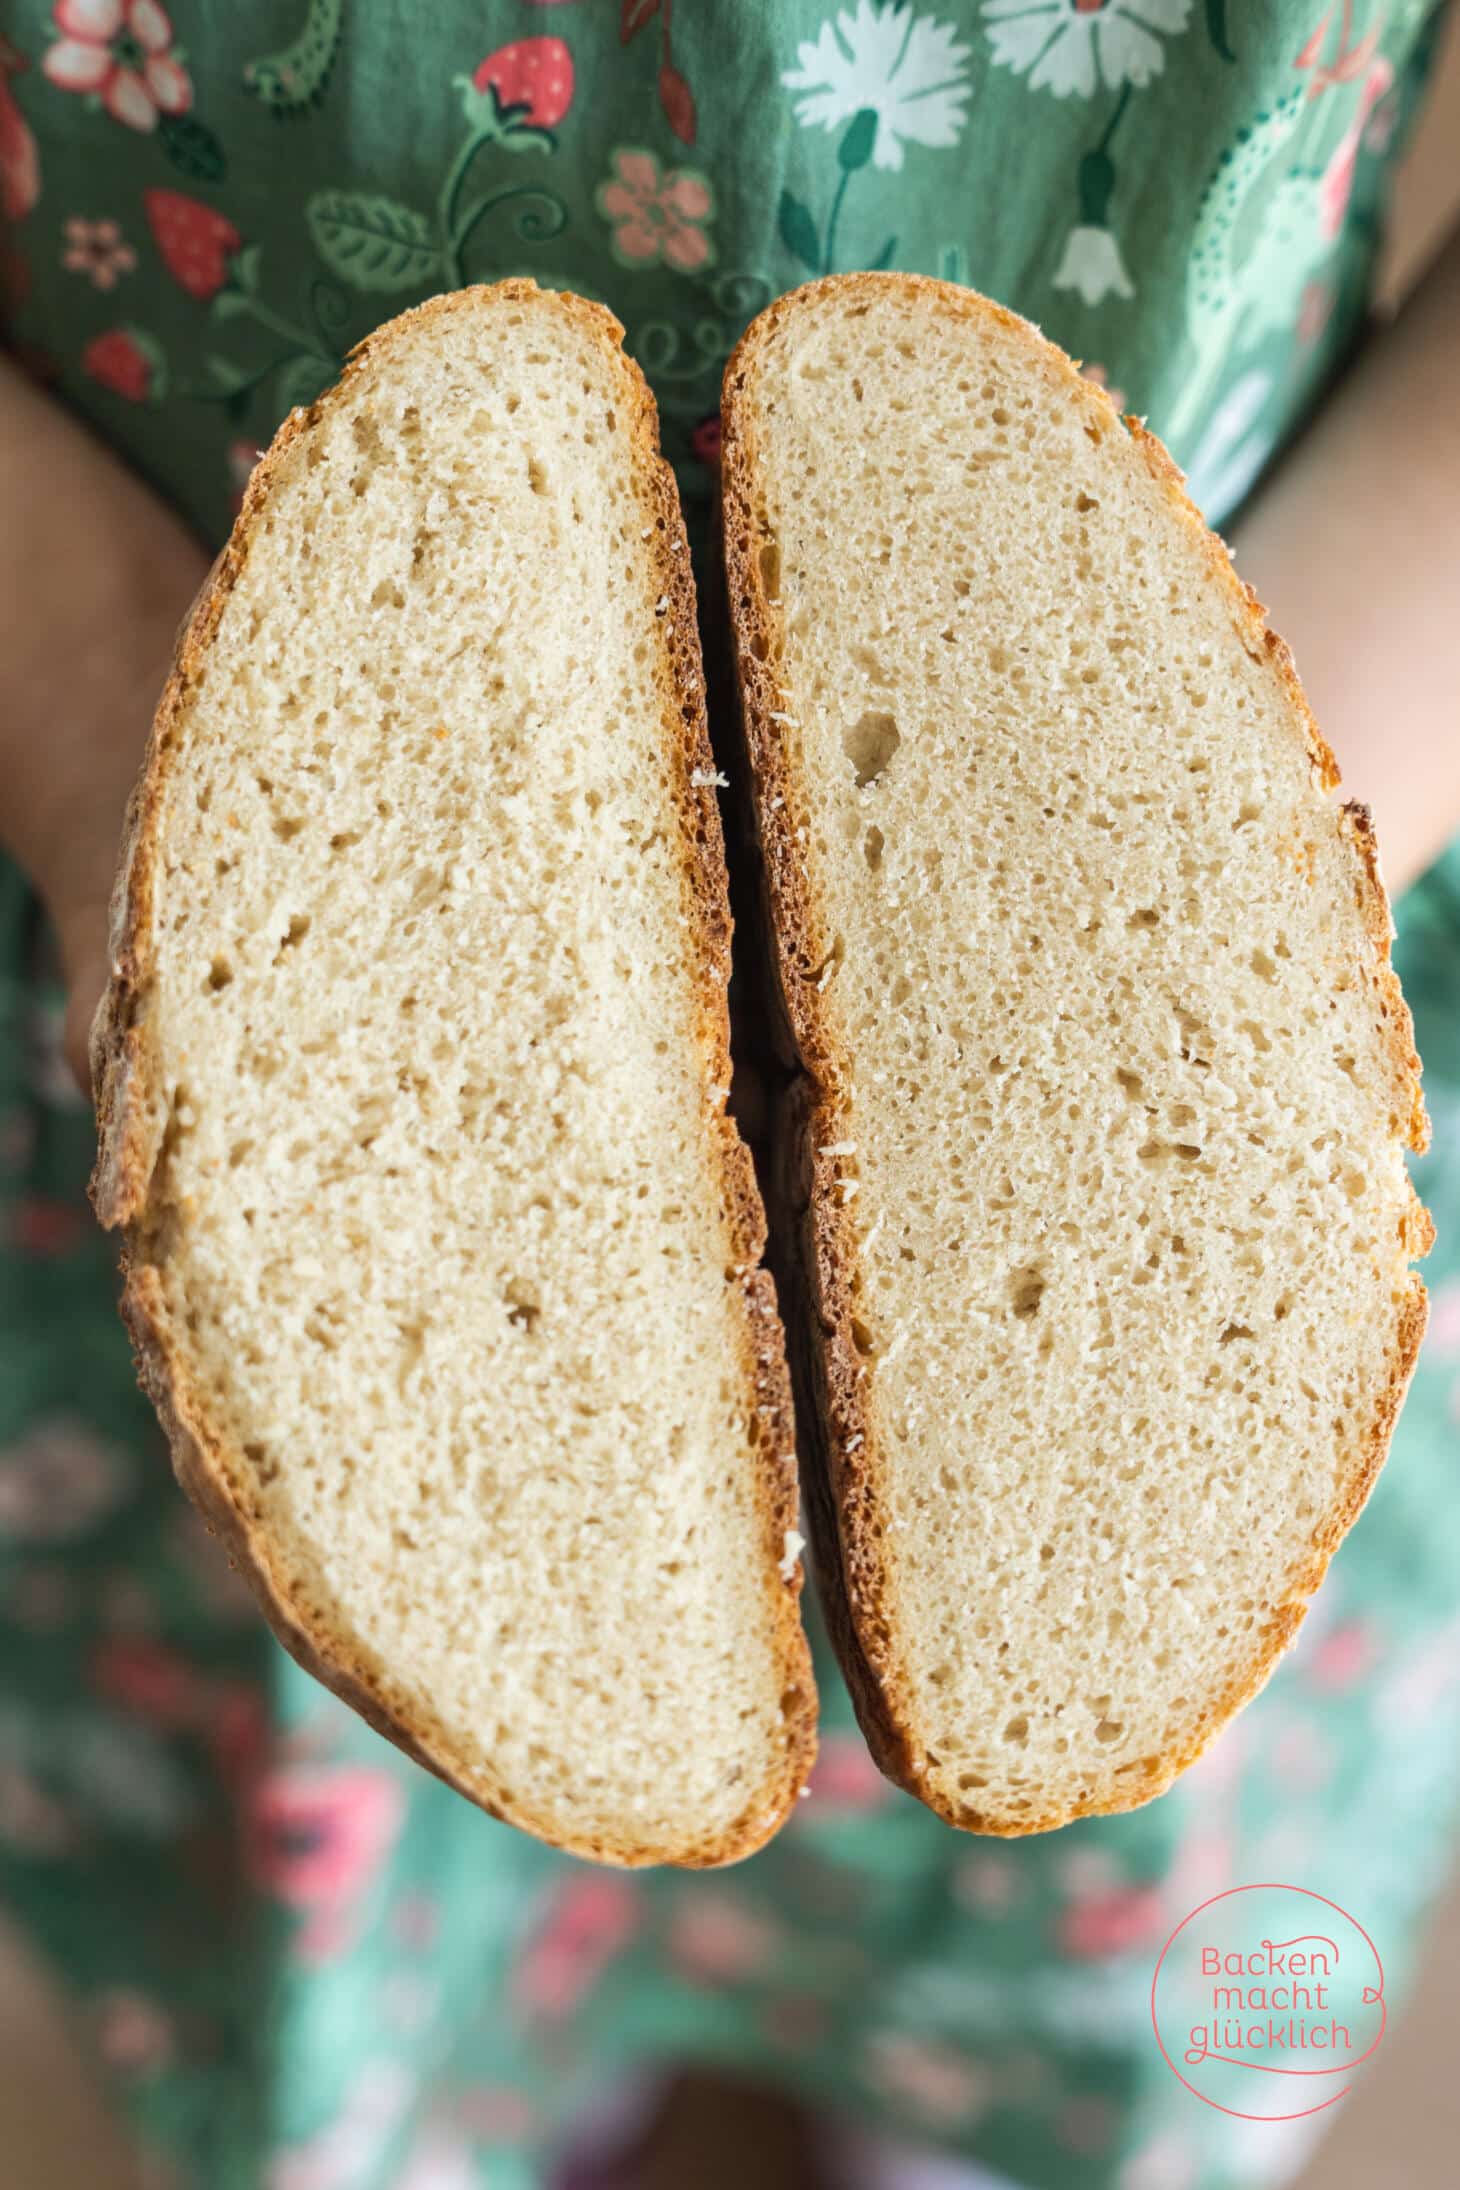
<box><xmin>90</xmin><ymin>281</ymin><xmax>815</xmax><ymax>1869</ymax></box>
<box><xmin>721</xmin><ymin>271</ymin><xmax>1431</xmax><ymax>1837</ymax></box>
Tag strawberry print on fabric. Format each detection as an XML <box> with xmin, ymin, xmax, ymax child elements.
<box><xmin>81</xmin><ymin>321</ymin><xmax>164</xmax><ymax>397</ymax></box>
<box><xmin>145</xmin><ymin>189</ymin><xmax>240</xmax><ymax>298</ymax></box>
<box><xmin>472</xmin><ymin>35</ymin><xmax>575</xmax><ymax>139</ymax></box>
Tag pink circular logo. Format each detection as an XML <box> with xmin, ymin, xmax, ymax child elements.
<box><xmin>1151</xmin><ymin>1884</ymin><xmax>1386</xmax><ymax>2121</ymax></box>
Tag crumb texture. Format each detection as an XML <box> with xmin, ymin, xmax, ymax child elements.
<box><xmin>730</xmin><ymin>278</ymin><xmax>1426</xmax><ymax>1832</ymax></box>
<box><xmin>123</xmin><ymin>290</ymin><xmax>807</xmax><ymax>1863</ymax></box>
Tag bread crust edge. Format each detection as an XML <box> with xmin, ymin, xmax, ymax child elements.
<box><xmin>720</xmin><ymin>270</ymin><xmax>1431</xmax><ymax>1838</ymax></box>
<box><xmin>89</xmin><ymin>280</ymin><xmax>816</xmax><ymax>1870</ymax></box>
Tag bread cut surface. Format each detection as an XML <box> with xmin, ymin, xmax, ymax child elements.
<box><xmin>92</xmin><ymin>282</ymin><xmax>814</xmax><ymax>1867</ymax></box>
<box><xmin>723</xmin><ymin>275</ymin><xmax>1429</xmax><ymax>1836</ymax></box>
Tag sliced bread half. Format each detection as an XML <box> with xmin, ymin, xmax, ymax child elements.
<box><xmin>92</xmin><ymin>282</ymin><xmax>815</xmax><ymax>1867</ymax></box>
<box><xmin>722</xmin><ymin>274</ymin><xmax>1430</xmax><ymax>1836</ymax></box>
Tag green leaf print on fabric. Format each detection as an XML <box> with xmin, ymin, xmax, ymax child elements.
<box><xmin>158</xmin><ymin>110</ymin><xmax>226</xmax><ymax>183</ymax></box>
<box><xmin>186</xmin><ymin>247</ymin><xmax>346</xmax><ymax>424</ymax></box>
<box><xmin>1205</xmin><ymin>0</ymin><xmax>1237</xmax><ymax>65</ymax></box>
<box><xmin>306</xmin><ymin>192</ymin><xmax>441</xmax><ymax>292</ymax></box>
<box><xmin>304</xmin><ymin>53</ymin><xmax>575</xmax><ymax>299</ymax></box>
<box><xmin>778</xmin><ymin>186</ymin><xmax>822</xmax><ymax>273</ymax></box>
<box><xmin>242</xmin><ymin>0</ymin><xmax>346</xmax><ymax>118</ymax></box>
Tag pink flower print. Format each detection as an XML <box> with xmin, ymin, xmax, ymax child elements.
<box><xmin>1319</xmin><ymin>55</ymin><xmax>1395</xmax><ymax>240</ymax></box>
<box><xmin>246</xmin><ymin>1764</ymin><xmax>404</xmax><ymax>1944</ymax></box>
<box><xmin>0</xmin><ymin>38</ymin><xmax>40</xmax><ymax>223</ymax></box>
<box><xmin>512</xmin><ymin>1873</ymin><xmax>637</xmax><ymax>2021</ymax></box>
<box><xmin>804</xmin><ymin>1730</ymin><xmax>889</xmax><ymax>1809</ymax></box>
<box><xmin>597</xmin><ymin>148</ymin><xmax>714</xmax><ymax>272</ymax></box>
<box><xmin>667</xmin><ymin>1891</ymin><xmax>776</xmax><ymax>1986</ymax></box>
<box><xmin>92</xmin><ymin>1989</ymin><xmax>174</xmax><ymax>2077</ymax></box>
<box><xmin>0</xmin><ymin>1417</ymin><xmax>129</xmax><ymax>1541</ymax></box>
<box><xmin>43</xmin><ymin>0</ymin><xmax>191</xmax><ymax>133</ymax></box>
<box><xmin>1057</xmin><ymin>1882</ymin><xmax>1165</xmax><ymax>1959</ymax></box>
<box><xmin>62</xmin><ymin>215</ymin><xmax>135</xmax><ymax>289</ymax></box>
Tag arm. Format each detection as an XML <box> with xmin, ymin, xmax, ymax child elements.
<box><xmin>1229</xmin><ymin>222</ymin><xmax>1460</xmax><ymax>897</ymax></box>
<box><xmin>0</xmin><ymin>352</ymin><xmax>210</xmax><ymax>1082</ymax></box>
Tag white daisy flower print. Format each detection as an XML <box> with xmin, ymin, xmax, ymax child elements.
<box><xmin>1052</xmin><ymin>222</ymin><xmax>1134</xmax><ymax>303</ymax></box>
<box><xmin>983</xmin><ymin>0</ymin><xmax>1192</xmax><ymax>100</ymax></box>
<box><xmin>782</xmin><ymin>1</ymin><xmax>973</xmax><ymax>173</ymax></box>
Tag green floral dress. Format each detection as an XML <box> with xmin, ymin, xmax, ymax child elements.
<box><xmin>2</xmin><ymin>5</ymin><xmax>1458</xmax><ymax>2189</ymax></box>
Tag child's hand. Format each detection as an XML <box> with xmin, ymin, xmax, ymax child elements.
<box><xmin>0</xmin><ymin>354</ymin><xmax>212</xmax><ymax>1092</ymax></box>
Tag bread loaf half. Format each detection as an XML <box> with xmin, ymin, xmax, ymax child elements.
<box><xmin>92</xmin><ymin>282</ymin><xmax>815</xmax><ymax>1867</ymax></box>
<box><xmin>722</xmin><ymin>274</ymin><xmax>1430</xmax><ymax>1836</ymax></box>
